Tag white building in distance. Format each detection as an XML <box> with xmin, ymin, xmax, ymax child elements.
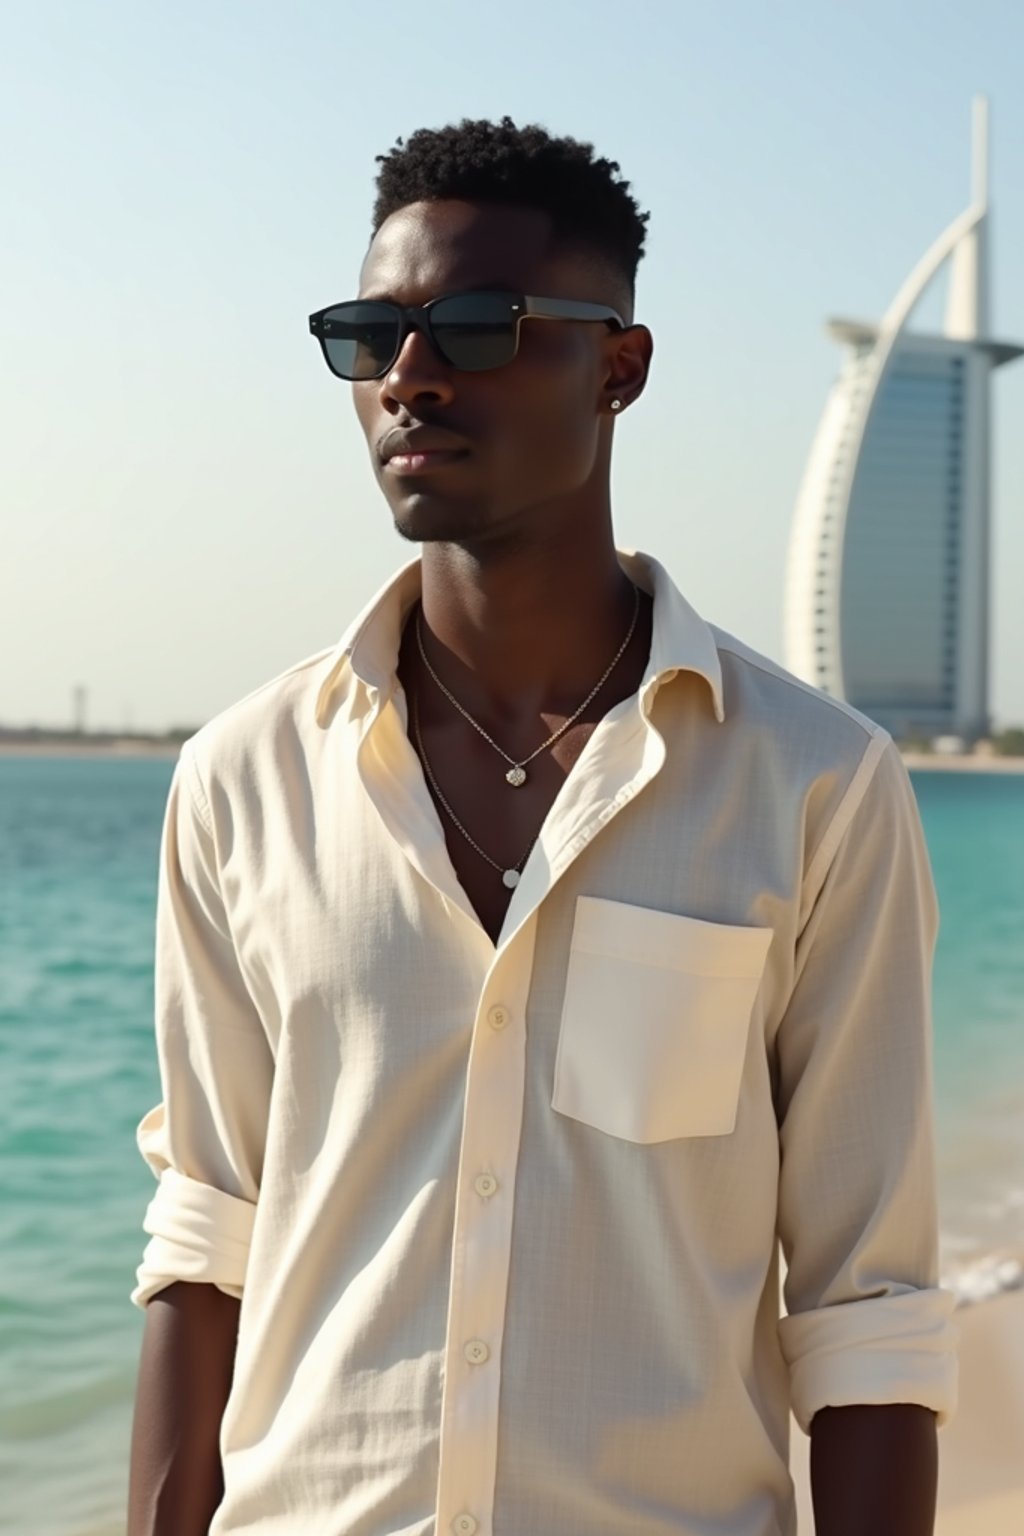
<box><xmin>784</xmin><ymin>98</ymin><xmax>1021</xmax><ymax>742</ymax></box>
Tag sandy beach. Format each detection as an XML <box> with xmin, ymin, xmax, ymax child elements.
<box><xmin>790</xmin><ymin>1285</ymin><xmax>1024</xmax><ymax>1532</ymax></box>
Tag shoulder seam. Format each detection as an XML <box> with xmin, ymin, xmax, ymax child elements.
<box><xmin>713</xmin><ymin>633</ymin><xmax>882</xmax><ymax>738</ymax></box>
<box><xmin>800</xmin><ymin>730</ymin><xmax>893</xmax><ymax>927</ymax></box>
<box><xmin>193</xmin><ymin>645</ymin><xmax>338</xmax><ymax>741</ymax></box>
<box><xmin>179</xmin><ymin>739</ymin><xmax>214</xmax><ymax>837</ymax></box>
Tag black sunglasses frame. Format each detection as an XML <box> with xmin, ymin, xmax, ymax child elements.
<box><xmin>307</xmin><ymin>290</ymin><xmax>626</xmax><ymax>381</ymax></box>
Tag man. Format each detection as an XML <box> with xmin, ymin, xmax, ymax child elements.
<box><xmin>128</xmin><ymin>118</ymin><xmax>956</xmax><ymax>1536</ymax></box>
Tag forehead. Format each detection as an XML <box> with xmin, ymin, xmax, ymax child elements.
<box><xmin>359</xmin><ymin>199</ymin><xmax>590</xmax><ymax>301</ymax></box>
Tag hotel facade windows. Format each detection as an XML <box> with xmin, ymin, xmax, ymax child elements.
<box><xmin>784</xmin><ymin>99</ymin><xmax>1021</xmax><ymax>742</ymax></box>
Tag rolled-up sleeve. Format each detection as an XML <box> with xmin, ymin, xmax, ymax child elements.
<box><xmin>775</xmin><ymin>733</ymin><xmax>958</xmax><ymax>1433</ymax></box>
<box><xmin>131</xmin><ymin>742</ymin><xmax>273</xmax><ymax>1309</ymax></box>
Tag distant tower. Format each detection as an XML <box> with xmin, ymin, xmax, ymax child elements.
<box><xmin>72</xmin><ymin>685</ymin><xmax>88</xmax><ymax>734</ymax></box>
<box><xmin>784</xmin><ymin>97</ymin><xmax>1022</xmax><ymax>741</ymax></box>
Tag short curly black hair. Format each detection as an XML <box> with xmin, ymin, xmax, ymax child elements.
<box><xmin>372</xmin><ymin>117</ymin><xmax>649</xmax><ymax>298</ymax></box>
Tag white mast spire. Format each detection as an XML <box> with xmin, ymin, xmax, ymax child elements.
<box><xmin>972</xmin><ymin>93</ymin><xmax>989</xmax><ymax>212</ymax></box>
<box><xmin>945</xmin><ymin>94</ymin><xmax>989</xmax><ymax>341</ymax></box>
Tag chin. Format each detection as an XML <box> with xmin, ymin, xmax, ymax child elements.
<box><xmin>389</xmin><ymin>491</ymin><xmax>500</xmax><ymax>546</ymax></box>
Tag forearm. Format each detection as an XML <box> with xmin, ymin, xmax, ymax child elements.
<box><xmin>810</xmin><ymin>1403</ymin><xmax>938</xmax><ymax>1536</ymax></box>
<box><xmin>127</xmin><ymin>1281</ymin><xmax>241</xmax><ymax>1536</ymax></box>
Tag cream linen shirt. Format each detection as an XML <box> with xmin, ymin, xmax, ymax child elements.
<box><xmin>133</xmin><ymin>550</ymin><xmax>957</xmax><ymax>1536</ymax></box>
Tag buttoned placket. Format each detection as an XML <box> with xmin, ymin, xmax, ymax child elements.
<box><xmin>347</xmin><ymin>643</ymin><xmax>676</xmax><ymax>1536</ymax></box>
<box><xmin>432</xmin><ymin>693</ymin><xmax>671</xmax><ymax>1536</ymax></box>
<box><xmin>433</xmin><ymin>929</ymin><xmax>536</xmax><ymax>1536</ymax></box>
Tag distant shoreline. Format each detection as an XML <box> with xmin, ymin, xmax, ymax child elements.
<box><xmin>2</xmin><ymin>741</ymin><xmax>1023</xmax><ymax>771</ymax></box>
<box><xmin>901</xmin><ymin>754</ymin><xmax>1024</xmax><ymax>774</ymax></box>
<box><xmin>0</xmin><ymin>740</ymin><xmax>181</xmax><ymax>759</ymax></box>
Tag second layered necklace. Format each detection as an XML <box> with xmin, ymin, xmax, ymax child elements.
<box><xmin>413</xmin><ymin>585</ymin><xmax>640</xmax><ymax>888</ymax></box>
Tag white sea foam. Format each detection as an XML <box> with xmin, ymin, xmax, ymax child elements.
<box><xmin>942</xmin><ymin>1253</ymin><xmax>1024</xmax><ymax>1307</ymax></box>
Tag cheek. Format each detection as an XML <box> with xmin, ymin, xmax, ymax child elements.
<box><xmin>499</xmin><ymin>334</ymin><xmax>601</xmax><ymax>464</ymax></box>
<box><xmin>352</xmin><ymin>383</ymin><xmax>377</xmax><ymax>439</ymax></box>
<box><xmin>501</xmin><ymin>372</ymin><xmax>601</xmax><ymax>484</ymax></box>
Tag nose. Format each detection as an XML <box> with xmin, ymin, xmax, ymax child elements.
<box><xmin>379</xmin><ymin>325</ymin><xmax>456</xmax><ymax>410</ymax></box>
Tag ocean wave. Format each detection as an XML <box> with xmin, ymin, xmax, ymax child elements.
<box><xmin>941</xmin><ymin>1252</ymin><xmax>1024</xmax><ymax>1306</ymax></box>
<box><xmin>0</xmin><ymin>1366</ymin><xmax>135</xmax><ymax>1438</ymax></box>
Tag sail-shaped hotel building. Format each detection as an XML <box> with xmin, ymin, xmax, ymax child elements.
<box><xmin>784</xmin><ymin>99</ymin><xmax>1021</xmax><ymax>741</ymax></box>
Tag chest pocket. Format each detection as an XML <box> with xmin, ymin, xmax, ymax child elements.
<box><xmin>551</xmin><ymin>897</ymin><xmax>773</xmax><ymax>1144</ymax></box>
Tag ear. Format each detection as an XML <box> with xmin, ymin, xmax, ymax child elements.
<box><xmin>600</xmin><ymin>324</ymin><xmax>654</xmax><ymax>415</ymax></box>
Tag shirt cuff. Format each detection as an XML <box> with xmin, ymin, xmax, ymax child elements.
<box><xmin>778</xmin><ymin>1288</ymin><xmax>959</xmax><ymax>1434</ymax></box>
<box><xmin>131</xmin><ymin>1167</ymin><xmax>257</xmax><ymax>1308</ymax></box>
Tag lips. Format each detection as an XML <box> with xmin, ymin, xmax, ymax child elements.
<box><xmin>379</xmin><ymin>426</ymin><xmax>471</xmax><ymax>474</ymax></box>
<box><xmin>386</xmin><ymin>450</ymin><xmax>468</xmax><ymax>475</ymax></box>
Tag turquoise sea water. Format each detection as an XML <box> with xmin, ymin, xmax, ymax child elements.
<box><xmin>1</xmin><ymin>756</ymin><xmax>1023</xmax><ymax>1536</ymax></box>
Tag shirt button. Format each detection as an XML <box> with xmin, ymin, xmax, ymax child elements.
<box><xmin>464</xmin><ymin>1338</ymin><xmax>490</xmax><ymax>1365</ymax></box>
<box><xmin>452</xmin><ymin>1516</ymin><xmax>478</xmax><ymax>1536</ymax></box>
<box><xmin>487</xmin><ymin>1004</ymin><xmax>510</xmax><ymax>1030</ymax></box>
<box><xmin>474</xmin><ymin>1172</ymin><xmax>498</xmax><ymax>1199</ymax></box>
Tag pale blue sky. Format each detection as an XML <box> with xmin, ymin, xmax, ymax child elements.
<box><xmin>2</xmin><ymin>0</ymin><xmax>1022</xmax><ymax>732</ymax></box>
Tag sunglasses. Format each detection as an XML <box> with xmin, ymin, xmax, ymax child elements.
<box><xmin>308</xmin><ymin>289</ymin><xmax>625</xmax><ymax>382</ymax></box>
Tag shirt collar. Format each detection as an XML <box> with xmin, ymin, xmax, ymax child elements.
<box><xmin>314</xmin><ymin>550</ymin><xmax>725</xmax><ymax>728</ymax></box>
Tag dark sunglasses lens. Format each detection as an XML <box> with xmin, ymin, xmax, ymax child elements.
<box><xmin>430</xmin><ymin>294</ymin><xmax>518</xmax><ymax>371</ymax></box>
<box><xmin>321</xmin><ymin>303</ymin><xmax>400</xmax><ymax>379</ymax></box>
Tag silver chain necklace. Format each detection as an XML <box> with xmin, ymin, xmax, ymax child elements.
<box><xmin>413</xmin><ymin>691</ymin><xmax>535</xmax><ymax>889</ymax></box>
<box><xmin>415</xmin><ymin>582</ymin><xmax>641</xmax><ymax>788</ymax></box>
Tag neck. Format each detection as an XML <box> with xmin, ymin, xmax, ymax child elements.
<box><xmin>417</xmin><ymin>506</ymin><xmax>638</xmax><ymax>715</ymax></box>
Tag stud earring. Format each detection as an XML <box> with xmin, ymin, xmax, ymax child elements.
<box><xmin>610</xmin><ymin>398</ymin><xmax>623</xmax><ymax>411</ymax></box>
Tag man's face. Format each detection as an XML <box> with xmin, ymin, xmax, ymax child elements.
<box><xmin>352</xmin><ymin>199</ymin><xmax>641</xmax><ymax>546</ymax></box>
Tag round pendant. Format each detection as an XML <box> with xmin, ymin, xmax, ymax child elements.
<box><xmin>505</xmin><ymin>766</ymin><xmax>527</xmax><ymax>788</ymax></box>
<box><xmin>502</xmin><ymin>868</ymin><xmax>521</xmax><ymax>889</ymax></box>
